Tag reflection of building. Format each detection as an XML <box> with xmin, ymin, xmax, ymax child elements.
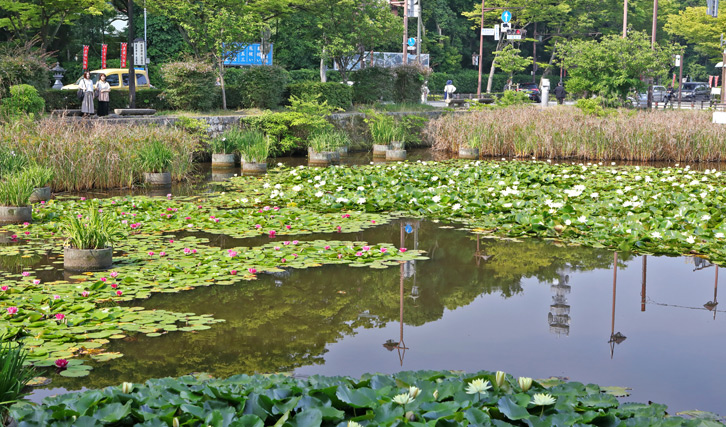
<box><xmin>548</xmin><ymin>273</ymin><xmax>571</xmax><ymax>336</ymax></box>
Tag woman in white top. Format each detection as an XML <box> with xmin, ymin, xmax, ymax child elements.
<box><xmin>79</xmin><ymin>71</ymin><xmax>95</xmax><ymax>116</ymax></box>
<box><xmin>95</xmin><ymin>73</ymin><xmax>111</xmax><ymax>117</ymax></box>
<box><xmin>444</xmin><ymin>80</ymin><xmax>457</xmax><ymax>105</ymax></box>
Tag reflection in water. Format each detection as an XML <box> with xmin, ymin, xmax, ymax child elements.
<box><xmin>609</xmin><ymin>252</ymin><xmax>627</xmax><ymax>359</ymax></box>
<box><xmin>548</xmin><ymin>273</ymin><xmax>571</xmax><ymax>336</ymax></box>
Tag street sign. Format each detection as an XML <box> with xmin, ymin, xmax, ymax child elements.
<box><xmin>407</xmin><ymin>37</ymin><xmax>416</xmax><ymax>46</ymax></box>
<box><xmin>501</xmin><ymin>10</ymin><xmax>512</xmax><ymax>23</ymax></box>
<box><xmin>481</xmin><ymin>28</ymin><xmax>495</xmax><ymax>36</ymax></box>
<box><xmin>508</xmin><ymin>34</ymin><xmax>522</xmax><ymax>40</ymax></box>
<box><xmin>494</xmin><ymin>24</ymin><xmax>500</xmax><ymax>40</ymax></box>
<box><xmin>133</xmin><ymin>39</ymin><xmax>146</xmax><ymax>67</ymax></box>
<box><xmin>675</xmin><ymin>55</ymin><xmax>681</xmax><ymax>67</ymax></box>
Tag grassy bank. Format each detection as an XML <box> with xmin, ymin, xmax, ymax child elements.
<box><xmin>427</xmin><ymin>107</ymin><xmax>726</xmax><ymax>162</ymax></box>
<box><xmin>0</xmin><ymin>120</ymin><xmax>198</xmax><ymax>192</ymax></box>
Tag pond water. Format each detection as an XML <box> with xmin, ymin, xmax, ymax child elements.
<box><xmin>25</xmin><ymin>218</ymin><xmax>726</xmax><ymax>415</ymax></box>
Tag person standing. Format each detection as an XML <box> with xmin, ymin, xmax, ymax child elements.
<box><xmin>554</xmin><ymin>82</ymin><xmax>566</xmax><ymax>105</ymax></box>
<box><xmin>95</xmin><ymin>73</ymin><xmax>111</xmax><ymax>117</ymax></box>
<box><xmin>444</xmin><ymin>79</ymin><xmax>457</xmax><ymax>106</ymax></box>
<box><xmin>421</xmin><ymin>82</ymin><xmax>430</xmax><ymax>104</ymax></box>
<box><xmin>663</xmin><ymin>85</ymin><xmax>675</xmax><ymax>109</ymax></box>
<box><xmin>79</xmin><ymin>71</ymin><xmax>95</xmax><ymax>117</ymax></box>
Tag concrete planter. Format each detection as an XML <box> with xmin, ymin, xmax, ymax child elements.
<box><xmin>391</xmin><ymin>141</ymin><xmax>405</xmax><ymax>150</ymax></box>
<box><xmin>337</xmin><ymin>146</ymin><xmax>349</xmax><ymax>156</ymax></box>
<box><xmin>29</xmin><ymin>186</ymin><xmax>51</xmax><ymax>203</ymax></box>
<box><xmin>144</xmin><ymin>172</ymin><xmax>172</xmax><ymax>186</ymax></box>
<box><xmin>386</xmin><ymin>149</ymin><xmax>407</xmax><ymax>161</ymax></box>
<box><xmin>458</xmin><ymin>147</ymin><xmax>480</xmax><ymax>159</ymax></box>
<box><xmin>242</xmin><ymin>162</ymin><xmax>268</xmax><ymax>175</ymax></box>
<box><xmin>0</xmin><ymin>206</ymin><xmax>32</xmax><ymax>225</ymax></box>
<box><xmin>325</xmin><ymin>151</ymin><xmax>341</xmax><ymax>165</ymax></box>
<box><xmin>308</xmin><ymin>150</ymin><xmax>331</xmax><ymax>166</ymax></box>
<box><xmin>372</xmin><ymin>144</ymin><xmax>391</xmax><ymax>157</ymax></box>
<box><xmin>212</xmin><ymin>153</ymin><xmax>236</xmax><ymax>167</ymax></box>
<box><xmin>63</xmin><ymin>246</ymin><xmax>113</xmax><ymax>272</ymax></box>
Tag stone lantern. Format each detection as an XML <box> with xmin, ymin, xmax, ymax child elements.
<box><xmin>51</xmin><ymin>63</ymin><xmax>66</xmax><ymax>90</ymax></box>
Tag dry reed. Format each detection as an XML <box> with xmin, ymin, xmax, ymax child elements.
<box><xmin>0</xmin><ymin>119</ymin><xmax>199</xmax><ymax>191</ymax></box>
<box><xmin>426</xmin><ymin>107</ymin><xmax>726</xmax><ymax>162</ymax></box>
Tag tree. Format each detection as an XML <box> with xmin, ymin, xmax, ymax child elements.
<box><xmin>557</xmin><ymin>31</ymin><xmax>678</xmax><ymax>101</ymax></box>
<box><xmin>665</xmin><ymin>4</ymin><xmax>726</xmax><ymax>59</ymax></box>
<box><xmin>495</xmin><ymin>44</ymin><xmax>532</xmax><ymax>89</ymax></box>
<box><xmin>0</xmin><ymin>0</ymin><xmax>108</xmax><ymax>51</ymax></box>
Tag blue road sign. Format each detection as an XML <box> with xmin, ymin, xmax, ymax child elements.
<box><xmin>407</xmin><ymin>37</ymin><xmax>416</xmax><ymax>47</ymax></box>
<box><xmin>405</xmin><ymin>224</ymin><xmax>413</xmax><ymax>234</ymax></box>
<box><xmin>501</xmin><ymin>11</ymin><xmax>512</xmax><ymax>23</ymax></box>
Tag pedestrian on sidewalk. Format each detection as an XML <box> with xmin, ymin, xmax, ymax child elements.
<box><xmin>663</xmin><ymin>86</ymin><xmax>675</xmax><ymax>109</ymax></box>
<box><xmin>96</xmin><ymin>73</ymin><xmax>111</xmax><ymax>117</ymax></box>
<box><xmin>79</xmin><ymin>71</ymin><xmax>95</xmax><ymax>117</ymax></box>
<box><xmin>554</xmin><ymin>82</ymin><xmax>566</xmax><ymax>105</ymax></box>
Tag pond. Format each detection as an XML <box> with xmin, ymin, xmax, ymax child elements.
<box><xmin>25</xmin><ymin>217</ymin><xmax>725</xmax><ymax>416</ymax></box>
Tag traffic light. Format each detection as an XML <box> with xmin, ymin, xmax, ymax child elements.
<box><xmin>506</xmin><ymin>28</ymin><xmax>526</xmax><ymax>39</ymax></box>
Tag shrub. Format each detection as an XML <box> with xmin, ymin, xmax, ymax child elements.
<box><xmin>0</xmin><ymin>84</ymin><xmax>45</xmax><ymax>120</ymax></box>
<box><xmin>288</xmin><ymin>69</ymin><xmax>320</xmax><ymax>83</ymax></box>
<box><xmin>0</xmin><ymin>43</ymin><xmax>50</xmax><ymax>98</ymax></box>
<box><xmin>161</xmin><ymin>61</ymin><xmax>216</xmax><ymax>110</ymax></box>
<box><xmin>242</xmin><ymin>112</ymin><xmax>330</xmax><ymax>156</ymax></box>
<box><xmin>135</xmin><ymin>140</ymin><xmax>174</xmax><ymax>173</ymax></box>
<box><xmin>575</xmin><ymin>97</ymin><xmax>610</xmax><ymax>117</ymax></box>
<box><xmin>235</xmin><ymin>65</ymin><xmax>289</xmax><ymax>109</ymax></box>
<box><xmin>352</xmin><ymin>67</ymin><xmax>394</xmax><ymax>104</ymax></box>
<box><xmin>287</xmin><ymin>82</ymin><xmax>352</xmax><ymax>110</ymax></box>
<box><xmin>393</xmin><ymin>65</ymin><xmax>425</xmax><ymax>103</ymax></box>
<box><xmin>41</xmin><ymin>89</ymin><xmax>169</xmax><ymax>112</ymax></box>
<box><xmin>496</xmin><ymin>90</ymin><xmax>531</xmax><ymax>107</ymax></box>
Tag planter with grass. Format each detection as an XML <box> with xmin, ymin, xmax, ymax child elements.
<box><xmin>386</xmin><ymin>148</ymin><xmax>407</xmax><ymax>161</ymax></box>
<box><xmin>238</xmin><ymin>130</ymin><xmax>270</xmax><ymax>175</ymax></box>
<box><xmin>62</xmin><ymin>205</ymin><xmax>123</xmax><ymax>271</ymax></box>
<box><xmin>0</xmin><ymin>171</ymin><xmax>35</xmax><ymax>224</ymax></box>
<box><xmin>26</xmin><ymin>166</ymin><xmax>54</xmax><ymax>203</ymax></box>
<box><xmin>368</xmin><ymin>114</ymin><xmax>400</xmax><ymax>157</ymax></box>
<box><xmin>459</xmin><ymin>134</ymin><xmax>481</xmax><ymax>159</ymax></box>
<box><xmin>0</xmin><ymin>342</ymin><xmax>35</xmax><ymax>427</ymax></box>
<box><xmin>210</xmin><ymin>132</ymin><xmax>239</xmax><ymax>167</ymax></box>
<box><xmin>308</xmin><ymin>130</ymin><xmax>349</xmax><ymax>166</ymax></box>
<box><xmin>137</xmin><ymin>141</ymin><xmax>173</xmax><ymax>186</ymax></box>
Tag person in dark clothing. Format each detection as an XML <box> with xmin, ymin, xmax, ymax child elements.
<box><xmin>554</xmin><ymin>82</ymin><xmax>566</xmax><ymax>105</ymax></box>
<box><xmin>663</xmin><ymin>86</ymin><xmax>675</xmax><ymax>108</ymax></box>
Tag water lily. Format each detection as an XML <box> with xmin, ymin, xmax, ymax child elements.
<box><xmin>399</xmin><ymin>248</ymin><xmax>407</xmax><ymax>253</ymax></box>
<box><xmin>32</xmin><ymin>279</ymin><xmax>40</xmax><ymax>285</ymax></box>
<box><xmin>355</xmin><ymin>252</ymin><xmax>363</xmax><ymax>256</ymax></box>
<box><xmin>347</xmin><ymin>422</ymin><xmax>363</xmax><ymax>427</ymax></box>
<box><xmin>81</xmin><ymin>291</ymin><xmax>89</xmax><ymax>297</ymax></box>
<box><xmin>380</xmin><ymin>247</ymin><xmax>387</xmax><ymax>253</ymax></box>
<box><xmin>0</xmin><ymin>286</ymin><xmax>7</xmax><ymax>291</ymax></box>
<box><xmin>111</xmin><ymin>284</ymin><xmax>118</xmax><ymax>289</ymax></box>
<box><xmin>532</xmin><ymin>393</ymin><xmax>556</xmax><ymax>406</ymax></box>
<box><xmin>392</xmin><ymin>393</ymin><xmax>414</xmax><ymax>405</ymax></box>
<box><xmin>362</xmin><ymin>246</ymin><xmax>370</xmax><ymax>251</ymax></box>
<box><xmin>21</xmin><ymin>271</ymin><xmax>29</xmax><ymax>277</ymax></box>
<box><xmin>121</xmin><ymin>382</ymin><xmax>133</xmax><ymax>393</ymax></box>
<box><xmin>116</xmin><ymin>290</ymin><xmax>123</xmax><ymax>296</ymax></box>
<box><xmin>495</xmin><ymin>371</ymin><xmax>506</xmax><ymax>388</ymax></box>
<box><xmin>248</xmin><ymin>268</ymin><xmax>257</xmax><ymax>274</ymax></box>
<box><xmin>230</xmin><ymin>270</ymin><xmax>237</xmax><ymax>275</ymax></box>
<box><xmin>100</xmin><ymin>277</ymin><xmax>107</xmax><ymax>282</ymax></box>
<box><xmin>465</xmin><ymin>378</ymin><xmax>491</xmax><ymax>395</ymax></box>
<box><xmin>408</xmin><ymin>386</ymin><xmax>421</xmax><ymax>399</ymax></box>
<box><xmin>55</xmin><ymin>359</ymin><xmax>68</xmax><ymax>369</ymax></box>
<box><xmin>518</xmin><ymin>377</ymin><xmax>533</xmax><ymax>392</ymax></box>
<box><xmin>55</xmin><ymin>313</ymin><xmax>65</xmax><ymax>321</ymax></box>
<box><xmin>6</xmin><ymin>306</ymin><xmax>17</xmax><ymax>315</ymax></box>
<box><xmin>148</xmin><ymin>251</ymin><xmax>155</xmax><ymax>256</ymax></box>
<box><xmin>269</xmin><ymin>230</ymin><xmax>277</xmax><ymax>237</ymax></box>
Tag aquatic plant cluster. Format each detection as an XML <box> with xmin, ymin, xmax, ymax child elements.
<box><xmin>427</xmin><ymin>108</ymin><xmax>726</xmax><ymax>162</ymax></box>
<box><xmin>10</xmin><ymin>370</ymin><xmax>721</xmax><ymax>426</ymax></box>
<box><xmin>0</xmin><ymin>195</ymin><xmax>424</xmax><ymax>376</ymax></box>
<box><xmin>218</xmin><ymin>160</ymin><xmax>726</xmax><ymax>264</ymax></box>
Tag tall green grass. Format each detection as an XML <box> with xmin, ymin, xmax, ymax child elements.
<box><xmin>0</xmin><ymin>170</ymin><xmax>35</xmax><ymax>207</ymax></box>
<box><xmin>238</xmin><ymin>130</ymin><xmax>270</xmax><ymax>163</ymax></box>
<box><xmin>427</xmin><ymin>107</ymin><xmax>726</xmax><ymax>162</ymax></box>
<box><xmin>0</xmin><ymin>342</ymin><xmax>35</xmax><ymax>424</ymax></box>
<box><xmin>62</xmin><ymin>204</ymin><xmax>124</xmax><ymax>250</ymax></box>
<box><xmin>0</xmin><ymin>120</ymin><xmax>199</xmax><ymax>191</ymax></box>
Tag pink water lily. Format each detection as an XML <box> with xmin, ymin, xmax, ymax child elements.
<box><xmin>116</xmin><ymin>290</ymin><xmax>123</xmax><ymax>296</ymax></box>
<box><xmin>185</xmin><ymin>216</ymin><xmax>191</xmax><ymax>220</ymax></box>
<box><xmin>292</xmin><ymin>240</ymin><xmax>299</xmax><ymax>245</ymax></box>
<box><xmin>255</xmin><ymin>224</ymin><xmax>262</xmax><ymax>229</ymax></box>
<box><xmin>21</xmin><ymin>272</ymin><xmax>29</xmax><ymax>277</ymax></box>
<box><xmin>371</xmin><ymin>220</ymin><xmax>376</xmax><ymax>224</ymax></box>
<box><xmin>399</xmin><ymin>248</ymin><xmax>408</xmax><ymax>253</ymax></box>
<box><xmin>380</xmin><ymin>247</ymin><xmax>388</xmax><ymax>253</ymax></box>
<box><xmin>24</xmin><ymin>231</ymin><xmax>30</xmax><ymax>235</ymax></box>
<box><xmin>248</xmin><ymin>268</ymin><xmax>257</xmax><ymax>274</ymax></box>
<box><xmin>55</xmin><ymin>359</ymin><xmax>68</xmax><ymax>369</ymax></box>
<box><xmin>337</xmin><ymin>253</ymin><xmax>343</xmax><ymax>259</ymax></box>
<box><xmin>324</xmin><ymin>245</ymin><xmax>331</xmax><ymax>250</ymax></box>
<box><xmin>80</xmin><ymin>197</ymin><xmax>86</xmax><ymax>201</ymax></box>
<box><xmin>159</xmin><ymin>252</ymin><xmax>167</xmax><ymax>257</ymax></box>
<box><xmin>100</xmin><ymin>277</ymin><xmax>107</xmax><ymax>282</ymax></box>
<box><xmin>7</xmin><ymin>307</ymin><xmax>17</xmax><ymax>315</ymax></box>
<box><xmin>274</xmin><ymin>246</ymin><xmax>281</xmax><ymax>251</ymax></box>
<box><xmin>273</xmin><ymin>206</ymin><xmax>280</xmax><ymax>211</ymax></box>
<box><xmin>227</xmin><ymin>250</ymin><xmax>238</xmax><ymax>257</ymax></box>
<box><xmin>111</xmin><ymin>283</ymin><xmax>118</xmax><ymax>288</ymax></box>
<box><xmin>263</xmin><ymin>206</ymin><xmax>271</xmax><ymax>211</ymax></box>
<box><xmin>362</xmin><ymin>246</ymin><xmax>370</xmax><ymax>252</ymax></box>
<box><xmin>269</xmin><ymin>230</ymin><xmax>276</xmax><ymax>237</ymax></box>
<box><xmin>53</xmin><ymin>295</ymin><xmax>60</xmax><ymax>300</ymax></box>
<box><xmin>32</xmin><ymin>279</ymin><xmax>40</xmax><ymax>285</ymax></box>
<box><xmin>110</xmin><ymin>271</ymin><xmax>118</xmax><ymax>278</ymax></box>
<box><xmin>285</xmin><ymin>225</ymin><xmax>291</xmax><ymax>229</ymax></box>
<box><xmin>148</xmin><ymin>251</ymin><xmax>155</xmax><ymax>256</ymax></box>
<box><xmin>356</xmin><ymin>252</ymin><xmax>363</xmax><ymax>256</ymax></box>
<box><xmin>230</xmin><ymin>270</ymin><xmax>238</xmax><ymax>275</ymax></box>
<box><xmin>336</xmin><ymin>226</ymin><xmax>342</xmax><ymax>233</ymax></box>
<box><xmin>81</xmin><ymin>291</ymin><xmax>89</xmax><ymax>297</ymax></box>
<box><xmin>168</xmin><ymin>239</ymin><xmax>174</xmax><ymax>244</ymax></box>
<box><xmin>183</xmin><ymin>248</ymin><xmax>191</xmax><ymax>254</ymax></box>
<box><xmin>1</xmin><ymin>286</ymin><xmax>8</xmax><ymax>291</ymax></box>
<box><xmin>22</xmin><ymin>222</ymin><xmax>30</xmax><ymax>226</ymax></box>
<box><xmin>283</xmin><ymin>241</ymin><xmax>290</xmax><ymax>245</ymax></box>
<box><xmin>281</xmin><ymin>258</ymin><xmax>287</xmax><ymax>263</ymax></box>
<box><xmin>55</xmin><ymin>313</ymin><xmax>65</xmax><ymax>321</ymax></box>
<box><xmin>341</xmin><ymin>214</ymin><xmax>350</xmax><ymax>219</ymax></box>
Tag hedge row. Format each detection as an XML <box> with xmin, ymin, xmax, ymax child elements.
<box><xmin>287</xmin><ymin>82</ymin><xmax>352</xmax><ymax>110</ymax></box>
<box><xmin>428</xmin><ymin>70</ymin><xmax>536</xmax><ymax>94</ymax></box>
<box><xmin>41</xmin><ymin>89</ymin><xmax>170</xmax><ymax>112</ymax></box>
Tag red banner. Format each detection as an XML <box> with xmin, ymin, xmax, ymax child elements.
<box><xmin>716</xmin><ymin>76</ymin><xmax>720</xmax><ymax>88</ymax></box>
<box><xmin>120</xmin><ymin>43</ymin><xmax>127</xmax><ymax>68</ymax></box>
<box><xmin>101</xmin><ymin>44</ymin><xmax>107</xmax><ymax>69</ymax></box>
<box><xmin>709</xmin><ymin>75</ymin><xmax>714</xmax><ymax>87</ymax></box>
<box><xmin>82</xmin><ymin>45</ymin><xmax>89</xmax><ymax>70</ymax></box>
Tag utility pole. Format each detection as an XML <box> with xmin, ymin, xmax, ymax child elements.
<box><xmin>128</xmin><ymin>0</ymin><xmax>136</xmax><ymax>109</ymax></box>
<box><xmin>721</xmin><ymin>43</ymin><xmax>726</xmax><ymax>108</ymax></box>
<box><xmin>476</xmin><ymin>0</ymin><xmax>485</xmax><ymax>97</ymax></box>
<box><xmin>623</xmin><ymin>0</ymin><xmax>628</xmax><ymax>37</ymax></box>
<box><xmin>678</xmin><ymin>50</ymin><xmax>684</xmax><ymax>108</ymax></box>
<box><xmin>532</xmin><ymin>22</ymin><xmax>537</xmax><ymax>83</ymax></box>
<box><xmin>416</xmin><ymin>0</ymin><xmax>421</xmax><ymax>64</ymax></box>
<box><xmin>403</xmin><ymin>0</ymin><xmax>409</xmax><ymax>64</ymax></box>
<box><xmin>647</xmin><ymin>0</ymin><xmax>657</xmax><ymax>109</ymax></box>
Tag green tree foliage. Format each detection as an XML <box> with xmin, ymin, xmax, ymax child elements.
<box><xmin>0</xmin><ymin>43</ymin><xmax>50</xmax><ymax>97</ymax></box>
<box><xmin>0</xmin><ymin>0</ymin><xmax>108</xmax><ymax>50</ymax></box>
<box><xmin>161</xmin><ymin>60</ymin><xmax>216</xmax><ymax>110</ymax></box>
<box><xmin>557</xmin><ymin>31</ymin><xmax>678</xmax><ymax>100</ymax></box>
<box><xmin>352</xmin><ymin>66</ymin><xmax>395</xmax><ymax>104</ymax></box>
<box><xmin>665</xmin><ymin>4</ymin><xmax>726</xmax><ymax>59</ymax></box>
<box><xmin>0</xmin><ymin>84</ymin><xmax>45</xmax><ymax>120</ymax></box>
<box><xmin>494</xmin><ymin>45</ymin><xmax>532</xmax><ymax>77</ymax></box>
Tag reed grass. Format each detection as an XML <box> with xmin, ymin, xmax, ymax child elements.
<box><xmin>0</xmin><ymin>170</ymin><xmax>35</xmax><ymax>207</ymax></box>
<box><xmin>427</xmin><ymin>107</ymin><xmax>726</xmax><ymax>162</ymax></box>
<box><xmin>308</xmin><ymin>129</ymin><xmax>350</xmax><ymax>152</ymax></box>
<box><xmin>238</xmin><ymin>129</ymin><xmax>270</xmax><ymax>163</ymax></box>
<box><xmin>0</xmin><ymin>342</ymin><xmax>35</xmax><ymax>424</ymax></box>
<box><xmin>62</xmin><ymin>204</ymin><xmax>124</xmax><ymax>250</ymax></box>
<box><xmin>0</xmin><ymin>119</ymin><xmax>199</xmax><ymax>191</ymax></box>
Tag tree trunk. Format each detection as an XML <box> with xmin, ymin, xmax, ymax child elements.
<box><xmin>486</xmin><ymin>40</ymin><xmax>505</xmax><ymax>93</ymax></box>
<box><xmin>320</xmin><ymin>47</ymin><xmax>327</xmax><ymax>82</ymax></box>
<box><xmin>219</xmin><ymin>58</ymin><xmax>227</xmax><ymax>110</ymax></box>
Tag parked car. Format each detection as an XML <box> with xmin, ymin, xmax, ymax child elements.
<box><xmin>61</xmin><ymin>68</ymin><xmax>151</xmax><ymax>91</ymax></box>
<box><xmin>679</xmin><ymin>82</ymin><xmax>710</xmax><ymax>101</ymax></box>
<box><xmin>633</xmin><ymin>85</ymin><xmax>668</xmax><ymax>105</ymax></box>
<box><xmin>517</xmin><ymin>82</ymin><xmax>541</xmax><ymax>102</ymax></box>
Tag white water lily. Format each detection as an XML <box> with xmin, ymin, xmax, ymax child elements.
<box><xmin>432</xmin><ymin>195</ymin><xmax>441</xmax><ymax>203</ymax></box>
<box><xmin>347</xmin><ymin>421</ymin><xmax>363</xmax><ymax>427</ymax></box>
<box><xmin>577</xmin><ymin>216</ymin><xmax>587</xmax><ymax>223</ymax></box>
<box><xmin>292</xmin><ymin>185</ymin><xmax>302</xmax><ymax>192</ymax></box>
<box><xmin>274</xmin><ymin>184</ymin><xmax>282</xmax><ymax>189</ymax></box>
<box><xmin>531</xmin><ymin>393</ymin><xmax>556</xmax><ymax>406</ymax></box>
<box><xmin>702</xmin><ymin>214</ymin><xmax>712</xmax><ymax>221</ymax></box>
<box><xmin>590</xmin><ymin>192</ymin><xmax>599</xmax><ymax>198</ymax></box>
<box><xmin>495</xmin><ymin>371</ymin><xmax>506</xmax><ymax>388</ymax></box>
<box><xmin>686</xmin><ymin>235</ymin><xmax>696</xmax><ymax>244</ymax></box>
<box><xmin>408</xmin><ymin>386</ymin><xmax>421</xmax><ymax>399</ymax></box>
<box><xmin>518</xmin><ymin>377</ymin><xmax>532</xmax><ymax>392</ymax></box>
<box><xmin>465</xmin><ymin>378</ymin><xmax>491</xmax><ymax>395</ymax></box>
<box><xmin>392</xmin><ymin>393</ymin><xmax>414</xmax><ymax>405</ymax></box>
<box><xmin>357</xmin><ymin>198</ymin><xmax>366</xmax><ymax>204</ymax></box>
<box><xmin>452</xmin><ymin>203</ymin><xmax>461</xmax><ymax>210</ymax></box>
<box><xmin>315</xmin><ymin>191</ymin><xmax>323</xmax><ymax>197</ymax></box>
<box><xmin>651</xmin><ymin>231</ymin><xmax>662</xmax><ymax>239</ymax></box>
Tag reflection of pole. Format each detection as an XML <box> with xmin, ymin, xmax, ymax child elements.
<box><xmin>611</xmin><ymin>252</ymin><xmax>617</xmax><ymax>336</ymax></box>
<box><xmin>714</xmin><ymin>266</ymin><xmax>719</xmax><ymax>320</ymax></box>
<box><xmin>641</xmin><ymin>255</ymin><xmax>647</xmax><ymax>312</ymax></box>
